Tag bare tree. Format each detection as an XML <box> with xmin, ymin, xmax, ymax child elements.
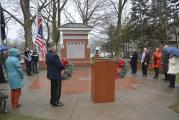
<box><xmin>109</xmin><ymin>0</ymin><xmax>128</xmax><ymax>31</ymax></box>
<box><xmin>42</xmin><ymin>0</ymin><xmax>68</xmax><ymax>47</ymax></box>
<box><xmin>2</xmin><ymin>0</ymin><xmax>53</xmax><ymax>48</ymax></box>
<box><xmin>108</xmin><ymin>0</ymin><xmax>128</xmax><ymax>54</ymax></box>
<box><xmin>63</xmin><ymin>9</ymin><xmax>77</xmax><ymax>23</ymax></box>
<box><xmin>73</xmin><ymin>0</ymin><xmax>108</xmax><ymax>26</ymax></box>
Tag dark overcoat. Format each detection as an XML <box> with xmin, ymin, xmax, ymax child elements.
<box><xmin>130</xmin><ymin>52</ymin><xmax>138</xmax><ymax>66</ymax></box>
<box><xmin>46</xmin><ymin>50</ymin><xmax>64</xmax><ymax>81</ymax></box>
<box><xmin>162</xmin><ymin>51</ymin><xmax>169</xmax><ymax>73</ymax></box>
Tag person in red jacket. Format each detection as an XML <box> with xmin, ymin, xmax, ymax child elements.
<box><xmin>152</xmin><ymin>48</ymin><xmax>162</xmax><ymax>79</ymax></box>
<box><xmin>116</xmin><ymin>57</ymin><xmax>126</xmax><ymax>78</ymax></box>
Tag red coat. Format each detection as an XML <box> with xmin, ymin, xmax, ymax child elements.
<box><xmin>153</xmin><ymin>51</ymin><xmax>161</xmax><ymax>68</ymax></box>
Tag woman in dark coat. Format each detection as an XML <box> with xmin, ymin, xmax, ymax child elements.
<box><xmin>130</xmin><ymin>48</ymin><xmax>138</xmax><ymax>74</ymax></box>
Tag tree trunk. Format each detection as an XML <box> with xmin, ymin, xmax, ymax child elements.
<box><xmin>115</xmin><ymin>0</ymin><xmax>124</xmax><ymax>55</ymax></box>
<box><xmin>51</xmin><ymin>0</ymin><xmax>60</xmax><ymax>53</ymax></box>
<box><xmin>24</xmin><ymin>17</ymin><xmax>32</xmax><ymax>49</ymax></box>
<box><xmin>20</xmin><ymin>0</ymin><xmax>33</xmax><ymax>48</ymax></box>
<box><xmin>51</xmin><ymin>0</ymin><xmax>68</xmax><ymax>53</ymax></box>
<box><xmin>117</xmin><ymin>0</ymin><xmax>122</xmax><ymax>32</ymax></box>
<box><xmin>57</xmin><ymin>0</ymin><xmax>61</xmax><ymax>54</ymax></box>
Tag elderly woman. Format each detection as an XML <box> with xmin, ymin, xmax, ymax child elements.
<box><xmin>141</xmin><ymin>48</ymin><xmax>150</xmax><ymax>77</ymax></box>
<box><xmin>6</xmin><ymin>48</ymin><xmax>24</xmax><ymax>109</ymax></box>
<box><xmin>167</xmin><ymin>55</ymin><xmax>179</xmax><ymax>88</ymax></box>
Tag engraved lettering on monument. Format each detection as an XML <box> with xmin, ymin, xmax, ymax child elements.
<box><xmin>67</xmin><ymin>42</ymin><xmax>85</xmax><ymax>59</ymax></box>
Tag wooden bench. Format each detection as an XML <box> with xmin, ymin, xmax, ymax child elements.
<box><xmin>0</xmin><ymin>92</ymin><xmax>8</xmax><ymax>112</ymax></box>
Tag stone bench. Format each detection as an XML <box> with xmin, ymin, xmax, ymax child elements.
<box><xmin>0</xmin><ymin>92</ymin><xmax>8</xmax><ymax>112</ymax></box>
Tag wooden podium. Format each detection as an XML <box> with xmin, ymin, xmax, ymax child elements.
<box><xmin>91</xmin><ymin>59</ymin><xmax>115</xmax><ymax>103</ymax></box>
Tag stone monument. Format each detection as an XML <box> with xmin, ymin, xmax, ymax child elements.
<box><xmin>59</xmin><ymin>23</ymin><xmax>92</xmax><ymax>67</ymax></box>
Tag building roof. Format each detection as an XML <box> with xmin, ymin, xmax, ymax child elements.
<box><xmin>60</xmin><ymin>23</ymin><xmax>93</xmax><ymax>28</ymax></box>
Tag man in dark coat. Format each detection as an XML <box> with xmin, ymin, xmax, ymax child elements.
<box><xmin>162</xmin><ymin>47</ymin><xmax>169</xmax><ymax>81</ymax></box>
<box><xmin>46</xmin><ymin>46</ymin><xmax>64</xmax><ymax>107</ymax></box>
<box><xmin>130</xmin><ymin>48</ymin><xmax>138</xmax><ymax>74</ymax></box>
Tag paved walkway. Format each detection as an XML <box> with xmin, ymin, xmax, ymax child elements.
<box><xmin>3</xmin><ymin>67</ymin><xmax>179</xmax><ymax>120</ymax></box>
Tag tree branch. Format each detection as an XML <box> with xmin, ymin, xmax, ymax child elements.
<box><xmin>87</xmin><ymin>0</ymin><xmax>103</xmax><ymax>21</ymax></box>
<box><xmin>63</xmin><ymin>9</ymin><xmax>76</xmax><ymax>23</ymax></box>
<box><xmin>122</xmin><ymin>0</ymin><xmax>128</xmax><ymax>10</ymax></box>
<box><xmin>59</xmin><ymin>0</ymin><xmax>69</xmax><ymax>12</ymax></box>
<box><xmin>74</xmin><ymin>0</ymin><xmax>85</xmax><ymax>22</ymax></box>
<box><xmin>41</xmin><ymin>14</ymin><xmax>53</xmax><ymax>23</ymax></box>
<box><xmin>109</xmin><ymin>0</ymin><xmax>118</xmax><ymax>14</ymax></box>
<box><xmin>2</xmin><ymin>8</ymin><xmax>24</xmax><ymax>26</ymax></box>
<box><xmin>31</xmin><ymin>0</ymin><xmax>53</xmax><ymax>23</ymax></box>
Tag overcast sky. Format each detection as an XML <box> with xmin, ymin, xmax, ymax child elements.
<box><xmin>1</xmin><ymin>0</ymin><xmax>131</xmax><ymax>43</ymax></box>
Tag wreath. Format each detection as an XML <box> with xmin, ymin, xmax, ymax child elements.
<box><xmin>61</xmin><ymin>58</ymin><xmax>74</xmax><ymax>80</ymax></box>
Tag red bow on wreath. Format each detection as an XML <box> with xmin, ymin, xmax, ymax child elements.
<box><xmin>61</xmin><ymin>58</ymin><xmax>69</xmax><ymax>66</ymax></box>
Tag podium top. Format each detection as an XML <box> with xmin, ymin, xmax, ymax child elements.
<box><xmin>92</xmin><ymin>58</ymin><xmax>115</xmax><ymax>64</ymax></box>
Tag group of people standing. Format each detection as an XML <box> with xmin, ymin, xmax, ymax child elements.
<box><xmin>2</xmin><ymin>44</ymin><xmax>179</xmax><ymax>111</ymax></box>
<box><xmin>130</xmin><ymin>46</ymin><xmax>179</xmax><ymax>88</ymax></box>
<box><xmin>2</xmin><ymin>45</ymin><xmax>65</xmax><ymax>110</ymax></box>
<box><xmin>24</xmin><ymin>48</ymin><xmax>39</xmax><ymax>76</ymax></box>
<box><xmin>0</xmin><ymin>47</ymin><xmax>40</xmax><ymax>110</ymax></box>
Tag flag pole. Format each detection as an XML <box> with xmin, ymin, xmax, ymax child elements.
<box><xmin>36</xmin><ymin>0</ymin><xmax>40</xmax><ymax>72</ymax></box>
<box><xmin>35</xmin><ymin>0</ymin><xmax>39</xmax><ymax>47</ymax></box>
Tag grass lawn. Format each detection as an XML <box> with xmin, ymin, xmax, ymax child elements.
<box><xmin>176</xmin><ymin>73</ymin><xmax>179</xmax><ymax>84</ymax></box>
<box><xmin>0</xmin><ymin>112</ymin><xmax>46</xmax><ymax>120</ymax></box>
<box><xmin>169</xmin><ymin>101</ymin><xmax>179</xmax><ymax>113</ymax></box>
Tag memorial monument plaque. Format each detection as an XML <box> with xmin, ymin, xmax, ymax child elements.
<box><xmin>59</xmin><ymin>23</ymin><xmax>92</xmax><ymax>67</ymax></box>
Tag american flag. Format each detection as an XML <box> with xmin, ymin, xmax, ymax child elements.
<box><xmin>35</xmin><ymin>14</ymin><xmax>46</xmax><ymax>62</ymax></box>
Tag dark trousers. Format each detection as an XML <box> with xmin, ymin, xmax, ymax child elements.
<box><xmin>168</xmin><ymin>74</ymin><xmax>176</xmax><ymax>87</ymax></box>
<box><xmin>25</xmin><ymin>62</ymin><xmax>31</xmax><ymax>75</ymax></box>
<box><xmin>131</xmin><ymin>64</ymin><xmax>137</xmax><ymax>74</ymax></box>
<box><xmin>32</xmin><ymin>62</ymin><xmax>38</xmax><ymax>74</ymax></box>
<box><xmin>154</xmin><ymin>68</ymin><xmax>159</xmax><ymax>78</ymax></box>
<box><xmin>164</xmin><ymin>72</ymin><xmax>169</xmax><ymax>80</ymax></box>
<box><xmin>0</xmin><ymin>65</ymin><xmax>5</xmax><ymax>83</ymax></box>
<box><xmin>142</xmin><ymin>62</ymin><xmax>148</xmax><ymax>76</ymax></box>
<box><xmin>50</xmin><ymin>80</ymin><xmax>62</xmax><ymax>105</ymax></box>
